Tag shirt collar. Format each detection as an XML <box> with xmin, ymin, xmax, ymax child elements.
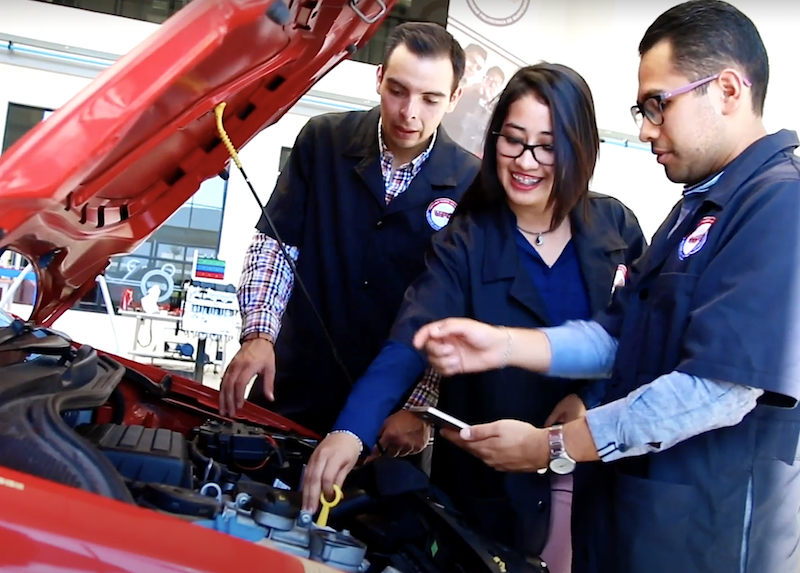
<box><xmin>683</xmin><ymin>171</ymin><xmax>724</xmax><ymax>196</ymax></box>
<box><xmin>377</xmin><ymin>117</ymin><xmax>437</xmax><ymax>170</ymax></box>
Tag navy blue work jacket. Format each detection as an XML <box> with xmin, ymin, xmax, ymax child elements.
<box><xmin>594</xmin><ymin>130</ymin><xmax>800</xmax><ymax>573</ymax></box>
<box><xmin>390</xmin><ymin>193</ymin><xmax>647</xmax><ymax>557</ymax></box>
<box><xmin>252</xmin><ymin>107</ymin><xmax>480</xmax><ymax>434</ymax></box>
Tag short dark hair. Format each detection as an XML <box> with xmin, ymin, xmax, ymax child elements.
<box><xmin>383</xmin><ymin>22</ymin><xmax>466</xmax><ymax>93</ymax></box>
<box><xmin>457</xmin><ymin>63</ymin><xmax>600</xmax><ymax>230</ymax></box>
<box><xmin>639</xmin><ymin>0</ymin><xmax>769</xmax><ymax>115</ymax></box>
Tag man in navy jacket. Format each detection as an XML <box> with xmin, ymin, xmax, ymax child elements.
<box><xmin>218</xmin><ymin>22</ymin><xmax>481</xmax><ymax>436</ymax></box>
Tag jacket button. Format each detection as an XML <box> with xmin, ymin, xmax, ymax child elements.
<box><xmin>536</xmin><ymin>500</ymin><xmax>548</xmax><ymax>512</ymax></box>
<box><xmin>362</xmin><ymin>280</ymin><xmax>369</xmax><ymax>288</ymax></box>
<box><xmin>375</xmin><ymin>220</ymin><xmax>384</xmax><ymax>229</ymax></box>
<box><xmin>638</xmin><ymin>288</ymin><xmax>649</xmax><ymax>300</ymax></box>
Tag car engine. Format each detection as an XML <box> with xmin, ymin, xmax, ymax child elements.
<box><xmin>0</xmin><ymin>325</ymin><xmax>547</xmax><ymax>573</ymax></box>
<box><xmin>75</xmin><ymin>420</ymin><xmax>374</xmax><ymax>572</ymax></box>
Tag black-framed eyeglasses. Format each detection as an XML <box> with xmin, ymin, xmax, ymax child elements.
<box><xmin>492</xmin><ymin>132</ymin><xmax>555</xmax><ymax>166</ymax></box>
<box><xmin>631</xmin><ymin>73</ymin><xmax>753</xmax><ymax>128</ymax></box>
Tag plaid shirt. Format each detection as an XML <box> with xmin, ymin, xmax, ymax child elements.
<box><xmin>238</xmin><ymin>119</ymin><xmax>440</xmax><ymax>407</ymax></box>
<box><xmin>403</xmin><ymin>367</ymin><xmax>441</xmax><ymax>408</ymax></box>
<box><xmin>377</xmin><ymin>119</ymin><xmax>436</xmax><ymax>203</ymax></box>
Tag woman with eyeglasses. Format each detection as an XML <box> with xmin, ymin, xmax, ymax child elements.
<box><xmin>302</xmin><ymin>62</ymin><xmax>647</xmax><ymax>573</ymax></box>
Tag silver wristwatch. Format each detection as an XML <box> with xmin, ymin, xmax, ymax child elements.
<box><xmin>547</xmin><ymin>424</ymin><xmax>576</xmax><ymax>475</ymax></box>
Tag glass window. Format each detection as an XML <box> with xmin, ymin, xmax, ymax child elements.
<box><xmin>2</xmin><ymin>103</ymin><xmax>51</xmax><ymax>154</ymax></box>
<box><xmin>155</xmin><ymin>243</ymin><xmax>185</xmax><ymax>261</ymax></box>
<box><xmin>192</xmin><ymin>175</ymin><xmax>227</xmax><ymax>209</ymax></box>
<box><xmin>32</xmin><ymin>0</ymin><xmax>193</xmax><ymax>24</ymax></box>
<box><xmin>350</xmin><ymin>0</ymin><xmax>451</xmax><ymax>66</ymax></box>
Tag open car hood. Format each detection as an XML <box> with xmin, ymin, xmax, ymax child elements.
<box><xmin>0</xmin><ymin>0</ymin><xmax>392</xmax><ymax>326</ymax></box>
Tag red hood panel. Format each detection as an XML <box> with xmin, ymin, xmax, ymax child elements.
<box><xmin>0</xmin><ymin>0</ymin><xmax>392</xmax><ymax>325</ymax></box>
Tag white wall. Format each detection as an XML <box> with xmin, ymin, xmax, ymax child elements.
<box><xmin>447</xmin><ymin>0</ymin><xmax>800</xmax><ymax>137</ymax></box>
<box><xmin>217</xmin><ymin>113</ymin><xmax>313</xmax><ymax>285</ymax></box>
<box><xmin>1</xmin><ymin>0</ymin><xmax>797</xmax><ymax>353</ymax></box>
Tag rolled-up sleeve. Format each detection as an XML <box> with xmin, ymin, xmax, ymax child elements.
<box><xmin>585</xmin><ymin>372</ymin><xmax>763</xmax><ymax>462</ymax></box>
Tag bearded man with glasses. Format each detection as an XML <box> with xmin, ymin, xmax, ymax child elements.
<box><xmin>412</xmin><ymin>2</ymin><xmax>800</xmax><ymax>572</ymax></box>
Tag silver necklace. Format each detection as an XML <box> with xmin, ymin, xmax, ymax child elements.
<box><xmin>517</xmin><ymin>225</ymin><xmax>551</xmax><ymax>246</ymax></box>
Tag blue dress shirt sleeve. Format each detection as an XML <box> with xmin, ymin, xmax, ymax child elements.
<box><xmin>332</xmin><ymin>341</ymin><xmax>426</xmax><ymax>449</ymax></box>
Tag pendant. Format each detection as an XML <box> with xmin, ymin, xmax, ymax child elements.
<box><xmin>535</xmin><ymin>235</ymin><xmax>545</xmax><ymax>246</ymax></box>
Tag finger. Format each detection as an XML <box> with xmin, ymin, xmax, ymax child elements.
<box><xmin>424</xmin><ymin>338</ymin><xmax>456</xmax><ymax>358</ymax></box>
<box><xmin>440</xmin><ymin>428</ymin><xmax>463</xmax><ymax>445</ymax></box>
<box><xmin>231</xmin><ymin>370</ymin><xmax>252</xmax><ymax>410</ymax></box>
<box><xmin>460</xmin><ymin>422</ymin><xmax>502</xmax><ymax>442</ymax></box>
<box><xmin>544</xmin><ymin>409</ymin><xmax>563</xmax><ymax>427</ymax></box>
<box><xmin>302</xmin><ymin>456</ymin><xmax>324</xmax><ymax>513</ymax></box>
<box><xmin>382</xmin><ymin>442</ymin><xmax>401</xmax><ymax>457</ymax></box>
<box><xmin>424</xmin><ymin>318</ymin><xmax>472</xmax><ymax>341</ymax></box>
<box><xmin>364</xmin><ymin>446</ymin><xmax>381</xmax><ymax>463</ymax></box>
<box><xmin>333</xmin><ymin>462</ymin><xmax>355</xmax><ymax>495</ymax></box>
<box><xmin>412</xmin><ymin>322</ymin><xmax>444</xmax><ymax>350</ymax></box>
<box><xmin>261</xmin><ymin>367</ymin><xmax>275</xmax><ymax>402</ymax></box>
<box><xmin>429</xmin><ymin>356</ymin><xmax>462</xmax><ymax>377</ymax></box>
<box><xmin>221</xmin><ymin>363</ymin><xmax>242</xmax><ymax>417</ymax></box>
<box><xmin>219</xmin><ymin>364</ymin><xmax>234</xmax><ymax>416</ymax></box>
<box><xmin>234</xmin><ymin>365</ymin><xmax>258</xmax><ymax>411</ymax></box>
<box><xmin>400</xmin><ymin>444</ymin><xmax>417</xmax><ymax>457</ymax></box>
<box><xmin>320</xmin><ymin>456</ymin><xmax>345</xmax><ymax>500</ymax></box>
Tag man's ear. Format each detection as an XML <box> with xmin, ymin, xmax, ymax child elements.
<box><xmin>375</xmin><ymin>64</ymin><xmax>384</xmax><ymax>95</ymax></box>
<box><xmin>717</xmin><ymin>68</ymin><xmax>748</xmax><ymax>116</ymax></box>
<box><xmin>447</xmin><ymin>86</ymin><xmax>464</xmax><ymax>113</ymax></box>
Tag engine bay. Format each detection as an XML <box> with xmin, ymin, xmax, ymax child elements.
<box><xmin>75</xmin><ymin>420</ymin><xmax>374</xmax><ymax>572</ymax></box>
<box><xmin>0</xmin><ymin>319</ymin><xmax>548</xmax><ymax>573</ymax></box>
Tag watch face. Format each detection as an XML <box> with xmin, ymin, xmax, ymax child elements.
<box><xmin>550</xmin><ymin>457</ymin><xmax>576</xmax><ymax>475</ymax></box>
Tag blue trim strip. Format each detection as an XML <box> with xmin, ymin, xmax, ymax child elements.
<box><xmin>0</xmin><ymin>267</ymin><xmax>36</xmax><ymax>280</ymax></box>
<box><xmin>1</xmin><ymin>41</ymin><xmax>113</xmax><ymax>68</ymax></box>
<box><xmin>739</xmin><ymin>474</ymin><xmax>754</xmax><ymax>573</ymax></box>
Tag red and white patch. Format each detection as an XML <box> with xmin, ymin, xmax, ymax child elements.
<box><xmin>426</xmin><ymin>198</ymin><xmax>457</xmax><ymax>231</ymax></box>
<box><xmin>611</xmin><ymin>264</ymin><xmax>628</xmax><ymax>294</ymax></box>
<box><xmin>679</xmin><ymin>216</ymin><xmax>716</xmax><ymax>260</ymax></box>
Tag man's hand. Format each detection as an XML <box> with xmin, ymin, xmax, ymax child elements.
<box><xmin>412</xmin><ymin>318</ymin><xmax>509</xmax><ymax>376</ymax></box>
<box><xmin>302</xmin><ymin>433</ymin><xmax>362</xmax><ymax>513</ymax></box>
<box><xmin>367</xmin><ymin>410</ymin><xmax>431</xmax><ymax>460</ymax></box>
<box><xmin>544</xmin><ymin>393</ymin><xmax>587</xmax><ymax>427</ymax></box>
<box><xmin>441</xmin><ymin>420</ymin><xmax>548</xmax><ymax>472</ymax></box>
<box><xmin>219</xmin><ymin>337</ymin><xmax>275</xmax><ymax>417</ymax></box>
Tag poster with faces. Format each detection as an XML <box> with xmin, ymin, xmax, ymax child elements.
<box><xmin>444</xmin><ymin>17</ymin><xmax>523</xmax><ymax>157</ymax></box>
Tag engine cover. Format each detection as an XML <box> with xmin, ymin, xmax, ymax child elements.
<box><xmin>80</xmin><ymin>423</ymin><xmax>192</xmax><ymax>488</ymax></box>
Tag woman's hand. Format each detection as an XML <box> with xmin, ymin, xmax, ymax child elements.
<box><xmin>301</xmin><ymin>432</ymin><xmax>362</xmax><ymax>513</ymax></box>
<box><xmin>441</xmin><ymin>420</ymin><xmax>548</xmax><ymax>472</ymax></box>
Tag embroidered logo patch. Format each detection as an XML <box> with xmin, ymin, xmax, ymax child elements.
<box><xmin>678</xmin><ymin>216</ymin><xmax>716</xmax><ymax>260</ymax></box>
<box><xmin>611</xmin><ymin>264</ymin><xmax>628</xmax><ymax>294</ymax></box>
<box><xmin>426</xmin><ymin>198</ymin><xmax>457</xmax><ymax>231</ymax></box>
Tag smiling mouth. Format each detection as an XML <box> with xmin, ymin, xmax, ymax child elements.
<box><xmin>512</xmin><ymin>173</ymin><xmax>542</xmax><ymax>186</ymax></box>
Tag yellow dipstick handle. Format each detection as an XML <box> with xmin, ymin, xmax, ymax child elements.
<box><xmin>214</xmin><ymin>102</ymin><xmax>242</xmax><ymax>169</ymax></box>
<box><xmin>316</xmin><ymin>484</ymin><xmax>343</xmax><ymax>528</ymax></box>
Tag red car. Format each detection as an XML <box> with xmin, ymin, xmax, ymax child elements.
<box><xmin>0</xmin><ymin>1</ymin><xmax>548</xmax><ymax>572</ymax></box>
